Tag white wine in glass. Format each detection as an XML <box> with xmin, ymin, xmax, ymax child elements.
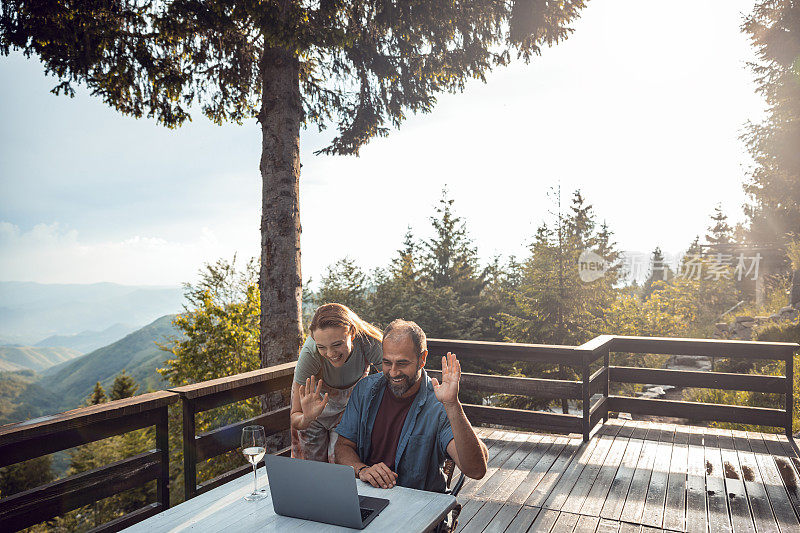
<box><xmin>241</xmin><ymin>425</ymin><xmax>267</xmax><ymax>501</ymax></box>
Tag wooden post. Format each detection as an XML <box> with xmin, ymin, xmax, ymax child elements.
<box><xmin>156</xmin><ymin>406</ymin><xmax>170</xmax><ymax>510</ymax></box>
<box><xmin>559</xmin><ymin>364</ymin><xmax>569</xmax><ymax>414</ymax></box>
<box><xmin>582</xmin><ymin>359</ymin><xmax>590</xmax><ymax>442</ymax></box>
<box><xmin>603</xmin><ymin>349</ymin><xmax>610</xmax><ymax>423</ymax></box>
<box><xmin>182</xmin><ymin>399</ymin><xmax>197</xmax><ymax>500</ymax></box>
<box><xmin>786</xmin><ymin>353</ymin><xmax>794</xmax><ymax>439</ymax></box>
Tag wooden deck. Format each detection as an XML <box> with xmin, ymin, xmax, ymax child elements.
<box><xmin>456</xmin><ymin>420</ymin><xmax>800</xmax><ymax>533</ymax></box>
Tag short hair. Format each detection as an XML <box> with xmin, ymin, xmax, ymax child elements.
<box><xmin>382</xmin><ymin>319</ymin><xmax>427</xmax><ymax>357</ymax></box>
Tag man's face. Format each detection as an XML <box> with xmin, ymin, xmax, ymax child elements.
<box><xmin>382</xmin><ymin>335</ymin><xmax>426</xmax><ymax>397</ymax></box>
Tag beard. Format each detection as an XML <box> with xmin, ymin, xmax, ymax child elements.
<box><xmin>388</xmin><ymin>370</ymin><xmax>420</xmax><ymax>397</ymax></box>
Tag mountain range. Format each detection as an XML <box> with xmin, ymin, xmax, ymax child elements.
<box><xmin>0</xmin><ymin>314</ymin><xmax>182</xmax><ymax>425</ymax></box>
<box><xmin>0</xmin><ymin>345</ymin><xmax>83</xmax><ymax>372</ymax></box>
<box><xmin>0</xmin><ymin>281</ymin><xmax>184</xmax><ymax>344</ymax></box>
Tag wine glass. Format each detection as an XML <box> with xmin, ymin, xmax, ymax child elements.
<box><xmin>241</xmin><ymin>425</ymin><xmax>267</xmax><ymax>501</ymax></box>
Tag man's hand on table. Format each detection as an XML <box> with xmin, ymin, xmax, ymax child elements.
<box><xmin>358</xmin><ymin>461</ymin><xmax>398</xmax><ymax>489</ymax></box>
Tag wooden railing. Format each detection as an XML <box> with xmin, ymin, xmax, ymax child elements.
<box><xmin>430</xmin><ymin>334</ymin><xmax>798</xmax><ymax>440</ymax></box>
<box><xmin>603</xmin><ymin>335</ymin><xmax>796</xmax><ymax>434</ymax></box>
<box><xmin>169</xmin><ymin>362</ymin><xmax>295</xmax><ymax>500</ymax></box>
<box><xmin>0</xmin><ymin>391</ymin><xmax>176</xmax><ymax>532</ymax></box>
<box><xmin>0</xmin><ymin>334</ymin><xmax>796</xmax><ymax>531</ymax></box>
<box><xmin>427</xmin><ymin>338</ymin><xmax>606</xmax><ymax>441</ymax></box>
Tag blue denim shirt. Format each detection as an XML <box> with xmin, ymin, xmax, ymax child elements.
<box><xmin>336</xmin><ymin>369</ymin><xmax>454</xmax><ymax>492</ymax></box>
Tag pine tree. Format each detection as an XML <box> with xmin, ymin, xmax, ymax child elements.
<box><xmin>1</xmin><ymin>0</ymin><xmax>588</xmax><ymax>378</ymax></box>
<box><xmin>642</xmin><ymin>247</ymin><xmax>675</xmax><ymax>300</ymax></box>
<box><xmin>89</xmin><ymin>382</ymin><xmax>107</xmax><ymax>405</ymax></box>
<box><xmin>706</xmin><ymin>204</ymin><xmax>734</xmax><ymax>251</ymax></box>
<box><xmin>317</xmin><ymin>258</ymin><xmax>370</xmax><ymax>319</ymax></box>
<box><xmin>499</xmin><ymin>187</ymin><xmax>620</xmax><ymax>347</ymax></box>
<box><xmin>421</xmin><ymin>190</ymin><xmax>486</xmax><ymax>302</ymax></box>
<box><xmin>741</xmin><ymin>0</ymin><xmax>800</xmax><ymax>249</ymax></box>
<box><xmin>109</xmin><ymin>371</ymin><xmax>139</xmax><ymax>401</ymax></box>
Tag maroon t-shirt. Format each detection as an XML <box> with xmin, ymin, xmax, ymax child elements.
<box><xmin>367</xmin><ymin>383</ymin><xmax>415</xmax><ymax>469</ymax></box>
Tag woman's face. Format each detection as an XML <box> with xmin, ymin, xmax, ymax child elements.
<box><xmin>312</xmin><ymin>326</ymin><xmax>354</xmax><ymax>368</ymax></box>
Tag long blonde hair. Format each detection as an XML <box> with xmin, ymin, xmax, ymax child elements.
<box><xmin>310</xmin><ymin>303</ymin><xmax>383</xmax><ymax>343</ymax></box>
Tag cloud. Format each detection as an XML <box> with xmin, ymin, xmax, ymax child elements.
<box><xmin>0</xmin><ymin>221</ymin><xmax>253</xmax><ymax>285</ymax></box>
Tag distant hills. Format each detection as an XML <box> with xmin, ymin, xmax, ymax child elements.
<box><xmin>39</xmin><ymin>314</ymin><xmax>180</xmax><ymax>410</ymax></box>
<box><xmin>0</xmin><ymin>314</ymin><xmax>183</xmax><ymax>424</ymax></box>
<box><xmin>0</xmin><ymin>345</ymin><xmax>83</xmax><ymax>372</ymax></box>
<box><xmin>34</xmin><ymin>323</ymin><xmax>137</xmax><ymax>354</ymax></box>
<box><xmin>0</xmin><ymin>281</ymin><xmax>184</xmax><ymax>344</ymax></box>
<box><xmin>0</xmin><ymin>370</ymin><xmax>62</xmax><ymax>426</ymax></box>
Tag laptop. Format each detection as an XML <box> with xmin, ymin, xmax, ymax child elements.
<box><xmin>264</xmin><ymin>455</ymin><xmax>390</xmax><ymax>529</ymax></box>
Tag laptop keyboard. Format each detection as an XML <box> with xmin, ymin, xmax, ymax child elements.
<box><xmin>360</xmin><ymin>508</ymin><xmax>374</xmax><ymax>522</ymax></box>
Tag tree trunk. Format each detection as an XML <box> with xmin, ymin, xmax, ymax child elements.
<box><xmin>257</xmin><ymin>46</ymin><xmax>304</xmax><ymax>413</ymax></box>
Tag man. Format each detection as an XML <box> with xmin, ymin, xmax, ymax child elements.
<box><xmin>335</xmin><ymin>319</ymin><xmax>488</xmax><ymax>491</ymax></box>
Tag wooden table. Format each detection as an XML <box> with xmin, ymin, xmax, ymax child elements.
<box><xmin>122</xmin><ymin>465</ymin><xmax>457</xmax><ymax>532</ymax></box>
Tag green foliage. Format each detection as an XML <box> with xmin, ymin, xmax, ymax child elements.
<box><xmin>641</xmin><ymin>247</ymin><xmax>674</xmax><ymax>301</ymax></box>
<box><xmin>0</xmin><ymin>456</ymin><xmax>54</xmax><ymax>499</ymax></box>
<box><xmin>36</xmin><ymin>315</ymin><xmax>177</xmax><ymax>412</ymax></box>
<box><xmin>706</xmin><ymin>203</ymin><xmax>734</xmax><ymax>249</ymax></box>
<box><xmin>0</xmin><ymin>1</ymin><xmax>586</xmax><ymax>152</ymax></box>
<box><xmin>499</xmin><ymin>188</ymin><xmax>620</xmax><ymax>347</ymax></box>
<box><xmin>89</xmin><ymin>382</ymin><xmax>107</xmax><ymax>405</ymax></box>
<box><xmin>317</xmin><ymin>258</ymin><xmax>370</xmax><ymax>318</ymax></box>
<box><xmin>109</xmin><ymin>371</ymin><xmax>138</xmax><ymax>400</ymax></box>
<box><xmin>159</xmin><ymin>257</ymin><xmax>261</xmax><ymax>385</ymax></box>
<box><xmin>158</xmin><ymin>257</ymin><xmax>263</xmax><ymax>486</ymax></box>
<box><xmin>741</xmin><ymin>0</ymin><xmax>800</xmax><ymax>248</ymax></box>
<box><xmin>689</xmin><ymin>320</ymin><xmax>800</xmax><ymax>434</ymax></box>
<box><xmin>0</xmin><ymin>370</ymin><xmax>61</xmax><ymax>425</ymax></box>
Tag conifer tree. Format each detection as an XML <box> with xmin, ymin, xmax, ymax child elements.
<box><xmin>109</xmin><ymin>371</ymin><xmax>139</xmax><ymax>401</ymax></box>
<box><xmin>706</xmin><ymin>204</ymin><xmax>734</xmax><ymax>251</ymax></box>
<box><xmin>742</xmin><ymin>0</ymin><xmax>800</xmax><ymax>248</ymax></box>
<box><xmin>642</xmin><ymin>247</ymin><xmax>675</xmax><ymax>300</ymax></box>
<box><xmin>317</xmin><ymin>257</ymin><xmax>370</xmax><ymax>318</ymax></box>
<box><xmin>0</xmin><ymin>0</ymin><xmax>587</xmax><ymax>374</ymax></box>
<box><xmin>89</xmin><ymin>382</ymin><xmax>107</xmax><ymax>405</ymax></box>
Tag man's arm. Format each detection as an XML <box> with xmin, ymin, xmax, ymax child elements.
<box><xmin>335</xmin><ymin>435</ymin><xmax>398</xmax><ymax>489</ymax></box>
<box><xmin>432</xmin><ymin>352</ymin><xmax>488</xmax><ymax>480</ymax></box>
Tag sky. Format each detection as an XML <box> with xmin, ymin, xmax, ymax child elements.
<box><xmin>0</xmin><ymin>0</ymin><xmax>765</xmax><ymax>288</ymax></box>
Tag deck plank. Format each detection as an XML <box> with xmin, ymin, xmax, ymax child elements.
<box><xmin>731</xmin><ymin>431</ymin><xmax>779</xmax><ymax>533</ymax></box>
<box><xmin>745</xmin><ymin>431</ymin><xmax>800</xmax><ymax>533</ymax></box>
<box><xmin>460</xmin><ymin>500</ymin><xmax>503</xmax><ymax>533</ymax></box>
<box><xmin>541</xmin><ymin>435</ymin><xmax>604</xmax><ymax>511</ymax></box>
<box><xmin>619</xmin><ymin>425</ymin><xmax>660</xmax><ymax>524</ymax></box>
<box><xmin>597</xmin><ymin>518</ymin><xmax>623</xmax><ymax>532</ymax></box>
<box><xmin>641</xmin><ymin>423</ymin><xmax>676</xmax><ymax>528</ymax></box>
<box><xmin>506</xmin><ymin>436</ymin><xmax>573</xmax><ymax>506</ymax></box>
<box><xmin>600</xmin><ymin>437</ymin><xmax>645</xmax><ymax>521</ymax></box>
<box><xmin>523</xmin><ymin>437</ymin><xmax>584</xmax><ymax>508</ymax></box>
<box><xmin>574</xmin><ymin>514</ymin><xmax>601</xmax><ymax>532</ymax></box>
<box><xmin>561</xmin><ymin>434</ymin><xmax>617</xmax><ymax>513</ymax></box>
<box><xmin>474</xmin><ymin>433</ymin><xmax>543</xmax><ymax>501</ymax></box>
<box><xmin>460</xmin><ymin>432</ymin><xmax>526</xmax><ymax>498</ymax></box>
<box><xmin>715</xmin><ymin>428</ymin><xmax>757</xmax><ymax>533</ymax></box>
<box><xmin>490</xmin><ymin>435</ymin><xmax>557</xmax><ymax>503</ymax></box>
<box><xmin>762</xmin><ymin>433</ymin><xmax>800</xmax><ymax>518</ymax></box>
<box><xmin>663</xmin><ymin>441</ymin><xmax>688</xmax><ymax>532</ymax></box>
<box><xmin>705</xmin><ymin>429</ymin><xmax>734</xmax><ymax>533</ymax></box>
<box><xmin>528</xmin><ymin>507</ymin><xmax>560</xmax><ymax>532</ymax></box>
<box><xmin>686</xmin><ymin>428</ymin><xmax>709</xmax><ymax>533</ymax></box>
<box><xmin>481</xmin><ymin>502</ymin><xmax>523</xmax><ymax>533</ymax></box>
<box><xmin>581</xmin><ymin>435</ymin><xmax>631</xmax><ymax>517</ymax></box>
<box><xmin>457</xmin><ymin>422</ymin><xmax>794</xmax><ymax>533</ymax></box>
<box><xmin>551</xmin><ymin>511</ymin><xmax>580</xmax><ymax>532</ymax></box>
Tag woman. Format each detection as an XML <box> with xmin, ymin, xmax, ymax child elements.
<box><xmin>290</xmin><ymin>303</ymin><xmax>383</xmax><ymax>462</ymax></box>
